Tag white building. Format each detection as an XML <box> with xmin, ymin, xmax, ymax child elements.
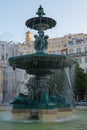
<box><xmin>0</xmin><ymin>41</ymin><xmax>18</xmax><ymax>103</ymax></box>
<box><xmin>0</xmin><ymin>40</ymin><xmax>30</xmax><ymax>103</ymax></box>
<box><xmin>67</xmin><ymin>38</ymin><xmax>87</xmax><ymax>72</ymax></box>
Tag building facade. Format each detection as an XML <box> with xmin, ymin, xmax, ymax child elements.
<box><xmin>0</xmin><ymin>66</ymin><xmax>3</xmax><ymax>102</ymax></box>
<box><xmin>0</xmin><ymin>41</ymin><xmax>28</xmax><ymax>103</ymax></box>
<box><xmin>0</xmin><ymin>32</ymin><xmax>87</xmax><ymax>103</ymax></box>
<box><xmin>48</xmin><ymin>33</ymin><xmax>87</xmax><ymax>71</ymax></box>
<box><xmin>67</xmin><ymin>37</ymin><xmax>87</xmax><ymax>71</ymax></box>
<box><xmin>18</xmin><ymin>32</ymin><xmax>87</xmax><ymax>71</ymax></box>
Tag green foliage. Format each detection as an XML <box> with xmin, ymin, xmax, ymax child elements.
<box><xmin>75</xmin><ymin>64</ymin><xmax>87</xmax><ymax>100</ymax></box>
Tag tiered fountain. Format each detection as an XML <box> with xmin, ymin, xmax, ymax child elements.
<box><xmin>9</xmin><ymin>5</ymin><xmax>76</xmax><ymax>122</ymax></box>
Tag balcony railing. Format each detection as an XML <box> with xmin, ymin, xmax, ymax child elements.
<box><xmin>67</xmin><ymin>51</ymin><xmax>87</xmax><ymax>57</ymax></box>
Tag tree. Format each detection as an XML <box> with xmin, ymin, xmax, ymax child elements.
<box><xmin>74</xmin><ymin>64</ymin><xmax>87</xmax><ymax>101</ymax></box>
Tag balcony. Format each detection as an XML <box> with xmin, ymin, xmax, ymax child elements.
<box><xmin>67</xmin><ymin>52</ymin><xmax>87</xmax><ymax>57</ymax></box>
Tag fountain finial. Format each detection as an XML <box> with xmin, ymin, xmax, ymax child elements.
<box><xmin>36</xmin><ymin>5</ymin><xmax>45</xmax><ymax>17</ymax></box>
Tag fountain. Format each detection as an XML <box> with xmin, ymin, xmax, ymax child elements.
<box><xmin>9</xmin><ymin>5</ymin><xmax>77</xmax><ymax>122</ymax></box>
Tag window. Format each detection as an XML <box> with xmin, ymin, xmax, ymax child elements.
<box><xmin>72</xmin><ymin>38</ymin><xmax>77</xmax><ymax>44</ymax></box>
<box><xmin>85</xmin><ymin>67</ymin><xmax>87</xmax><ymax>72</ymax></box>
<box><xmin>84</xmin><ymin>47</ymin><xmax>87</xmax><ymax>53</ymax></box>
<box><xmin>68</xmin><ymin>36</ymin><xmax>71</xmax><ymax>39</ymax></box>
<box><xmin>2</xmin><ymin>55</ymin><xmax>4</xmax><ymax>60</ymax></box>
<box><xmin>64</xmin><ymin>43</ymin><xmax>67</xmax><ymax>47</ymax></box>
<box><xmin>24</xmin><ymin>73</ymin><xmax>27</xmax><ymax>79</ymax></box>
<box><xmin>6</xmin><ymin>53</ymin><xmax>8</xmax><ymax>60</ymax></box>
<box><xmin>12</xmin><ymin>50</ymin><xmax>14</xmax><ymax>56</ymax></box>
<box><xmin>2</xmin><ymin>44</ymin><xmax>4</xmax><ymax>48</ymax></box>
<box><xmin>85</xmin><ymin>57</ymin><xmax>87</xmax><ymax>63</ymax></box>
<box><xmin>77</xmin><ymin>48</ymin><xmax>81</xmax><ymax>54</ymax></box>
<box><xmin>68</xmin><ymin>41</ymin><xmax>74</xmax><ymax>46</ymax></box>
<box><xmin>69</xmin><ymin>49</ymin><xmax>73</xmax><ymax>54</ymax></box>
<box><xmin>77</xmin><ymin>58</ymin><xmax>82</xmax><ymax>64</ymax></box>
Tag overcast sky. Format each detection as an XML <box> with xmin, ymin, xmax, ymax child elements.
<box><xmin>0</xmin><ymin>0</ymin><xmax>87</xmax><ymax>42</ymax></box>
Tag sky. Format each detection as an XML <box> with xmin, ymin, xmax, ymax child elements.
<box><xmin>0</xmin><ymin>0</ymin><xmax>87</xmax><ymax>42</ymax></box>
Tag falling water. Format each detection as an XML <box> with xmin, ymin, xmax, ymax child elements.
<box><xmin>64</xmin><ymin>67</ymin><xmax>72</xmax><ymax>89</ymax></box>
<box><xmin>64</xmin><ymin>67</ymin><xmax>74</xmax><ymax>106</ymax></box>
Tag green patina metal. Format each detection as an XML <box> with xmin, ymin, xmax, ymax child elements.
<box><xmin>11</xmin><ymin>93</ymin><xmax>70</xmax><ymax>109</ymax></box>
<box><xmin>9</xmin><ymin>53</ymin><xmax>76</xmax><ymax>76</ymax></box>
<box><xmin>34</xmin><ymin>31</ymin><xmax>49</xmax><ymax>52</ymax></box>
<box><xmin>25</xmin><ymin>5</ymin><xmax>56</xmax><ymax>31</ymax></box>
<box><xmin>9</xmin><ymin>5</ymin><xmax>77</xmax><ymax>110</ymax></box>
<box><xmin>36</xmin><ymin>5</ymin><xmax>45</xmax><ymax>17</ymax></box>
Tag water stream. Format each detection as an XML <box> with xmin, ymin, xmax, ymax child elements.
<box><xmin>64</xmin><ymin>67</ymin><xmax>74</xmax><ymax>105</ymax></box>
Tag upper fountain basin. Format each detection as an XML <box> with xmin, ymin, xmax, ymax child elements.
<box><xmin>25</xmin><ymin>17</ymin><xmax>56</xmax><ymax>31</ymax></box>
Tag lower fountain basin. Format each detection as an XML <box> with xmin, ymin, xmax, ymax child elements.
<box><xmin>9</xmin><ymin>52</ymin><xmax>76</xmax><ymax>76</ymax></box>
<box><xmin>0</xmin><ymin>106</ymin><xmax>73</xmax><ymax>122</ymax></box>
<box><xmin>0</xmin><ymin>110</ymin><xmax>87</xmax><ymax>130</ymax></box>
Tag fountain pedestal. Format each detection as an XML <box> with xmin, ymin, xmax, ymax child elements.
<box><xmin>39</xmin><ymin>109</ymin><xmax>57</xmax><ymax>122</ymax></box>
<box><xmin>57</xmin><ymin>108</ymin><xmax>72</xmax><ymax>119</ymax></box>
<box><xmin>11</xmin><ymin>108</ymin><xmax>72</xmax><ymax>121</ymax></box>
<box><xmin>12</xmin><ymin>109</ymin><xmax>31</xmax><ymax>120</ymax></box>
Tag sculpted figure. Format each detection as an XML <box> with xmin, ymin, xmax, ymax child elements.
<box><xmin>34</xmin><ymin>31</ymin><xmax>49</xmax><ymax>52</ymax></box>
